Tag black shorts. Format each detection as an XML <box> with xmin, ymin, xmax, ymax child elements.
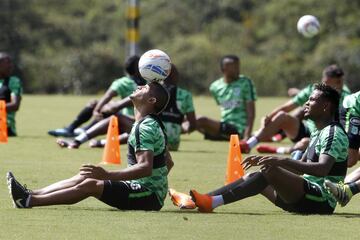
<box><xmin>291</xmin><ymin>121</ymin><xmax>310</xmax><ymax>143</ymax></box>
<box><xmin>204</xmin><ymin>122</ymin><xmax>242</xmax><ymax>141</ymax></box>
<box><xmin>99</xmin><ymin>180</ymin><xmax>162</xmax><ymax>211</ymax></box>
<box><xmin>275</xmin><ymin>180</ymin><xmax>334</xmax><ymax>215</ymax></box>
<box><xmin>348</xmin><ymin>116</ymin><xmax>360</xmax><ymax>149</ymax></box>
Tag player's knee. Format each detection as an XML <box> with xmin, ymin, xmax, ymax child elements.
<box><xmin>86</xmin><ymin>99</ymin><xmax>98</xmax><ymax>108</ymax></box>
<box><xmin>196</xmin><ymin>116</ymin><xmax>208</xmax><ymax>126</ymax></box>
<box><xmin>75</xmin><ymin>178</ymin><xmax>102</xmax><ymax>195</ymax></box>
<box><xmin>261</xmin><ymin>165</ymin><xmax>278</xmax><ymax>181</ymax></box>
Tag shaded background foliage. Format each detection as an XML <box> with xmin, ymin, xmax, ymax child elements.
<box><xmin>0</xmin><ymin>0</ymin><xmax>359</xmax><ymax>95</ymax></box>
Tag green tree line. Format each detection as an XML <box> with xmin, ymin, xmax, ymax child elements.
<box><xmin>1</xmin><ymin>0</ymin><xmax>359</xmax><ymax>95</ymax></box>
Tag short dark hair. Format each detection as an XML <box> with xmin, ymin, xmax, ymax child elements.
<box><xmin>149</xmin><ymin>82</ymin><xmax>170</xmax><ymax>114</ymax></box>
<box><xmin>314</xmin><ymin>83</ymin><xmax>340</xmax><ymax>121</ymax></box>
<box><xmin>124</xmin><ymin>55</ymin><xmax>140</xmax><ymax>75</ymax></box>
<box><xmin>323</xmin><ymin>64</ymin><xmax>344</xmax><ymax>78</ymax></box>
<box><xmin>220</xmin><ymin>55</ymin><xmax>239</xmax><ymax>70</ymax></box>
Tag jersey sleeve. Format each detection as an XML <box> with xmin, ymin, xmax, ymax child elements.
<box><xmin>318</xmin><ymin>126</ymin><xmax>348</xmax><ymax>162</ymax></box>
<box><xmin>182</xmin><ymin>91</ymin><xmax>195</xmax><ymax>113</ymax></box>
<box><xmin>209</xmin><ymin>82</ymin><xmax>220</xmax><ymax>105</ymax></box>
<box><xmin>292</xmin><ymin>84</ymin><xmax>313</xmax><ymax>106</ymax></box>
<box><xmin>9</xmin><ymin>77</ymin><xmax>22</xmax><ymax>96</ymax></box>
<box><xmin>244</xmin><ymin>78</ymin><xmax>257</xmax><ymax>102</ymax></box>
<box><xmin>135</xmin><ymin>120</ymin><xmax>156</xmax><ymax>152</ymax></box>
<box><xmin>109</xmin><ymin>78</ymin><xmax>127</xmax><ymax>97</ymax></box>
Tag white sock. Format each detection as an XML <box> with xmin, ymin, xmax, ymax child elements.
<box><xmin>246</xmin><ymin>136</ymin><xmax>258</xmax><ymax>149</ymax></box>
<box><xmin>100</xmin><ymin>139</ymin><xmax>107</xmax><ymax>145</ymax></box>
<box><xmin>211</xmin><ymin>195</ymin><xmax>224</xmax><ymax>209</ymax></box>
<box><xmin>276</xmin><ymin>147</ymin><xmax>286</xmax><ymax>154</ymax></box>
<box><xmin>75</xmin><ymin>133</ymin><xmax>89</xmax><ymax>143</ymax></box>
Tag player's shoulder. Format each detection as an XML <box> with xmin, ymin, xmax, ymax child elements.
<box><xmin>176</xmin><ymin>87</ymin><xmax>192</xmax><ymax>98</ymax></box>
<box><xmin>320</xmin><ymin>123</ymin><xmax>347</xmax><ymax>141</ymax></box>
<box><xmin>112</xmin><ymin>76</ymin><xmax>133</xmax><ymax>85</ymax></box>
<box><xmin>343</xmin><ymin>91</ymin><xmax>360</xmax><ymax>109</ymax></box>
<box><xmin>210</xmin><ymin>78</ymin><xmax>223</xmax><ymax>89</ymax></box>
<box><xmin>8</xmin><ymin>76</ymin><xmax>21</xmax><ymax>84</ymax></box>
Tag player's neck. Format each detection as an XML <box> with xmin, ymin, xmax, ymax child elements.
<box><xmin>134</xmin><ymin>107</ymin><xmax>154</xmax><ymax>122</ymax></box>
<box><xmin>223</xmin><ymin>76</ymin><xmax>237</xmax><ymax>83</ymax></box>
<box><xmin>314</xmin><ymin>116</ymin><xmax>334</xmax><ymax>131</ymax></box>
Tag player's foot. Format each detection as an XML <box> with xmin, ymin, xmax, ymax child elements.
<box><xmin>239</xmin><ymin>140</ymin><xmax>250</xmax><ymax>154</ymax></box>
<box><xmin>48</xmin><ymin>128</ymin><xmax>75</xmax><ymax>137</ymax></box>
<box><xmin>168</xmin><ymin>188</ymin><xmax>196</xmax><ymax>209</ymax></box>
<box><xmin>6</xmin><ymin>172</ymin><xmax>32</xmax><ymax>194</ymax></box>
<box><xmin>89</xmin><ymin>139</ymin><xmax>105</xmax><ymax>148</ymax></box>
<box><xmin>7</xmin><ymin>173</ymin><xmax>31</xmax><ymax>208</ymax></box>
<box><xmin>189</xmin><ymin>189</ymin><xmax>213</xmax><ymax>213</ymax></box>
<box><xmin>271</xmin><ymin>133</ymin><xmax>285</xmax><ymax>142</ymax></box>
<box><xmin>324</xmin><ymin>180</ymin><xmax>352</xmax><ymax>207</ymax></box>
<box><xmin>256</xmin><ymin>145</ymin><xmax>277</xmax><ymax>153</ymax></box>
<box><xmin>56</xmin><ymin>138</ymin><xmax>80</xmax><ymax>149</ymax></box>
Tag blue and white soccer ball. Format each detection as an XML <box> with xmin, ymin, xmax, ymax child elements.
<box><xmin>297</xmin><ymin>15</ymin><xmax>320</xmax><ymax>38</ymax></box>
<box><xmin>138</xmin><ymin>49</ymin><xmax>171</xmax><ymax>83</ymax></box>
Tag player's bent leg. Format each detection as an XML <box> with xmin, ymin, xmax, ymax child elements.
<box><xmin>30</xmin><ymin>178</ymin><xmax>104</xmax><ymax>207</ymax></box>
<box><xmin>345</xmin><ymin>167</ymin><xmax>360</xmax><ymax>183</ymax></box>
<box><xmin>196</xmin><ymin>116</ymin><xmax>221</xmax><ymax>137</ymax></box>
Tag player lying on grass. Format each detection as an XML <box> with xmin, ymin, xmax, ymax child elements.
<box><xmin>196</xmin><ymin>55</ymin><xmax>256</xmax><ymax>141</ymax></box>
<box><xmin>56</xmin><ymin>64</ymin><xmax>196</xmax><ymax>151</ymax></box>
<box><xmin>240</xmin><ymin>64</ymin><xmax>350</xmax><ymax>155</ymax></box>
<box><xmin>8</xmin><ymin>82</ymin><xmax>174</xmax><ymax>211</ymax></box>
<box><xmin>48</xmin><ymin>55</ymin><xmax>146</xmax><ymax>137</ymax></box>
<box><xmin>171</xmin><ymin>84</ymin><xmax>348</xmax><ymax>214</ymax></box>
<box><xmin>0</xmin><ymin>52</ymin><xmax>22</xmax><ymax>136</ymax></box>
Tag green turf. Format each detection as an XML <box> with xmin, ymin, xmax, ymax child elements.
<box><xmin>1</xmin><ymin>95</ymin><xmax>360</xmax><ymax>240</ymax></box>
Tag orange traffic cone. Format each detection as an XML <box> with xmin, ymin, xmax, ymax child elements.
<box><xmin>100</xmin><ymin>116</ymin><xmax>121</xmax><ymax>164</ymax></box>
<box><xmin>0</xmin><ymin>100</ymin><xmax>8</xmax><ymax>143</ymax></box>
<box><xmin>225</xmin><ymin>134</ymin><xmax>245</xmax><ymax>184</ymax></box>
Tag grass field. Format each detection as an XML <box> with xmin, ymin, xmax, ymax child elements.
<box><xmin>1</xmin><ymin>95</ymin><xmax>360</xmax><ymax>240</ymax></box>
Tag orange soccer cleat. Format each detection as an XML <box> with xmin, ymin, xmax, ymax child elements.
<box><xmin>189</xmin><ymin>189</ymin><xmax>213</xmax><ymax>213</ymax></box>
<box><xmin>168</xmin><ymin>188</ymin><xmax>196</xmax><ymax>209</ymax></box>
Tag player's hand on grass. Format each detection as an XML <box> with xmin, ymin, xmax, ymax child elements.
<box><xmin>80</xmin><ymin>164</ymin><xmax>109</xmax><ymax>180</ymax></box>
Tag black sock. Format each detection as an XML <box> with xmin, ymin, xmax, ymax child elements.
<box><xmin>348</xmin><ymin>182</ymin><xmax>360</xmax><ymax>195</ymax></box>
<box><xmin>222</xmin><ymin>172</ymin><xmax>268</xmax><ymax>205</ymax></box>
<box><xmin>207</xmin><ymin>178</ymin><xmax>245</xmax><ymax>196</ymax></box>
<box><xmin>68</xmin><ymin>106</ymin><xmax>94</xmax><ymax>131</ymax></box>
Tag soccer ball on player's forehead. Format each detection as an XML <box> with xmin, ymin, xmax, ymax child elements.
<box><xmin>138</xmin><ymin>49</ymin><xmax>171</xmax><ymax>83</ymax></box>
<box><xmin>297</xmin><ymin>15</ymin><xmax>320</xmax><ymax>38</ymax></box>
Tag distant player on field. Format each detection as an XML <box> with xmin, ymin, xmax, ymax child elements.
<box><xmin>197</xmin><ymin>55</ymin><xmax>256</xmax><ymax>141</ymax></box>
<box><xmin>48</xmin><ymin>55</ymin><xmax>145</xmax><ymax>137</ymax></box>
<box><xmin>0</xmin><ymin>52</ymin><xmax>22</xmax><ymax>136</ymax></box>
<box><xmin>8</xmin><ymin>82</ymin><xmax>174</xmax><ymax>211</ymax></box>
<box><xmin>173</xmin><ymin>84</ymin><xmax>348</xmax><ymax>214</ymax></box>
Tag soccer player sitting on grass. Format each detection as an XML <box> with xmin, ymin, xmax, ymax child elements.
<box><xmin>241</xmin><ymin>64</ymin><xmax>350</xmax><ymax>154</ymax></box>
<box><xmin>324</xmin><ymin>91</ymin><xmax>360</xmax><ymax>206</ymax></box>
<box><xmin>171</xmin><ymin>84</ymin><xmax>348</xmax><ymax>215</ymax></box>
<box><xmin>48</xmin><ymin>55</ymin><xmax>145</xmax><ymax>137</ymax></box>
<box><xmin>56</xmin><ymin>64</ymin><xmax>196</xmax><ymax>151</ymax></box>
<box><xmin>7</xmin><ymin>82</ymin><xmax>174</xmax><ymax>211</ymax></box>
<box><xmin>196</xmin><ymin>55</ymin><xmax>256</xmax><ymax>141</ymax></box>
<box><xmin>0</xmin><ymin>52</ymin><xmax>22</xmax><ymax>136</ymax></box>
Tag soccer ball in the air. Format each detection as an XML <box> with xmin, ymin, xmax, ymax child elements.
<box><xmin>297</xmin><ymin>15</ymin><xmax>320</xmax><ymax>38</ymax></box>
<box><xmin>138</xmin><ymin>49</ymin><xmax>171</xmax><ymax>82</ymax></box>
